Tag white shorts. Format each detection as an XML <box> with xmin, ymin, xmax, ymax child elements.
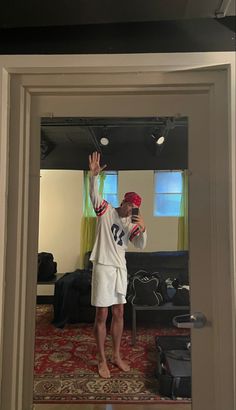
<box><xmin>91</xmin><ymin>263</ymin><xmax>127</xmax><ymax>307</ymax></box>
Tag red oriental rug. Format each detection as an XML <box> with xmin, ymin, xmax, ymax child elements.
<box><xmin>34</xmin><ymin>304</ymin><xmax>190</xmax><ymax>404</ymax></box>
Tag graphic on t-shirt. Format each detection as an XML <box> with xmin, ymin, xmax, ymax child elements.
<box><xmin>111</xmin><ymin>224</ymin><xmax>125</xmax><ymax>246</ymax></box>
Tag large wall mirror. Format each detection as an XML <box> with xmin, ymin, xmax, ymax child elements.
<box><xmin>39</xmin><ymin>116</ymin><xmax>188</xmax><ymax>273</ymax></box>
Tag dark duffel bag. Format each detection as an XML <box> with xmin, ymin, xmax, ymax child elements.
<box><xmin>155</xmin><ymin>335</ymin><xmax>191</xmax><ymax>399</ymax></box>
<box><xmin>38</xmin><ymin>252</ymin><xmax>57</xmax><ymax>282</ymax></box>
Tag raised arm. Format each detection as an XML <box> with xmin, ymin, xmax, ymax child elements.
<box><xmin>89</xmin><ymin>152</ymin><xmax>108</xmax><ymax>215</ymax></box>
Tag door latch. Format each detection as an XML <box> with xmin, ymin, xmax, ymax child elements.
<box><xmin>173</xmin><ymin>312</ymin><xmax>207</xmax><ymax>329</ymax></box>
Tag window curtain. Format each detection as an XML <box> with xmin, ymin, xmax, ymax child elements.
<box><xmin>177</xmin><ymin>170</ymin><xmax>188</xmax><ymax>250</ymax></box>
<box><xmin>79</xmin><ymin>171</ymin><xmax>106</xmax><ymax>268</ymax></box>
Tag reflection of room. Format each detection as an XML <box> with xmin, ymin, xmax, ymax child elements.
<box><xmin>35</xmin><ymin>116</ymin><xmax>191</xmax><ymax>403</ymax></box>
<box><xmin>36</xmin><ymin>115</ymin><xmax>189</xmax><ymax>341</ymax></box>
<box><xmin>39</xmin><ymin>169</ymin><xmax>185</xmax><ymax>272</ymax></box>
<box><xmin>39</xmin><ymin>116</ymin><xmax>188</xmax><ymax>273</ymax></box>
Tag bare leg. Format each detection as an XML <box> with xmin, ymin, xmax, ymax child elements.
<box><xmin>93</xmin><ymin>307</ymin><xmax>110</xmax><ymax>378</ymax></box>
<box><xmin>110</xmin><ymin>304</ymin><xmax>130</xmax><ymax>372</ymax></box>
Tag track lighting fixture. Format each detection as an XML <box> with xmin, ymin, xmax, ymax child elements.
<box><xmin>152</xmin><ymin>118</ymin><xmax>176</xmax><ymax>148</ymax></box>
<box><xmin>156</xmin><ymin>135</ymin><xmax>165</xmax><ymax>145</ymax></box>
<box><xmin>151</xmin><ymin>130</ymin><xmax>165</xmax><ymax>145</ymax></box>
<box><xmin>100</xmin><ymin>137</ymin><xmax>109</xmax><ymax>146</ymax></box>
<box><xmin>40</xmin><ymin>134</ymin><xmax>55</xmax><ymax>160</ymax></box>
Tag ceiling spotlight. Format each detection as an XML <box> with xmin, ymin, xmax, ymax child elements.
<box><xmin>156</xmin><ymin>136</ymin><xmax>165</xmax><ymax>145</ymax></box>
<box><xmin>151</xmin><ymin>132</ymin><xmax>165</xmax><ymax>145</ymax></box>
<box><xmin>100</xmin><ymin>137</ymin><xmax>109</xmax><ymax>146</ymax></box>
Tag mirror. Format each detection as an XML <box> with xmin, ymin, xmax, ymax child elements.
<box><xmin>39</xmin><ymin>116</ymin><xmax>188</xmax><ymax>273</ymax></box>
<box><xmin>35</xmin><ymin>116</ymin><xmax>190</xmax><ymax>403</ymax></box>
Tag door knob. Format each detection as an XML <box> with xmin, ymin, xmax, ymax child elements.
<box><xmin>173</xmin><ymin>312</ymin><xmax>207</xmax><ymax>329</ymax></box>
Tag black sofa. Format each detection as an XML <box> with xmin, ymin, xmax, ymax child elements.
<box><xmin>126</xmin><ymin>250</ymin><xmax>188</xmax><ymax>284</ymax></box>
<box><xmin>52</xmin><ymin>250</ymin><xmax>189</xmax><ymax>328</ymax></box>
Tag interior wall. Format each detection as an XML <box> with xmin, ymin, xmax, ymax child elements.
<box><xmin>39</xmin><ymin>169</ymin><xmax>179</xmax><ymax>273</ymax></box>
<box><xmin>119</xmin><ymin>170</ymin><xmax>179</xmax><ymax>251</ymax></box>
<box><xmin>38</xmin><ymin>170</ymin><xmax>83</xmax><ymax>272</ymax></box>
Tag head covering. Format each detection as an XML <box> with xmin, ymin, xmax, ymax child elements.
<box><xmin>123</xmin><ymin>192</ymin><xmax>142</xmax><ymax>208</ymax></box>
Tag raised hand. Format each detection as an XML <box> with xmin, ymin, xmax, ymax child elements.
<box><xmin>89</xmin><ymin>151</ymin><xmax>107</xmax><ymax>176</ymax></box>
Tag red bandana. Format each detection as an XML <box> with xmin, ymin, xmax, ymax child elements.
<box><xmin>124</xmin><ymin>192</ymin><xmax>142</xmax><ymax>208</ymax></box>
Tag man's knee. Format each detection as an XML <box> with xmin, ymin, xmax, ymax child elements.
<box><xmin>112</xmin><ymin>304</ymin><xmax>124</xmax><ymax>320</ymax></box>
<box><xmin>95</xmin><ymin>307</ymin><xmax>108</xmax><ymax>324</ymax></box>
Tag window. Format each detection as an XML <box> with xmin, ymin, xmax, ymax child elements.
<box><xmin>103</xmin><ymin>171</ymin><xmax>119</xmax><ymax>207</ymax></box>
<box><xmin>154</xmin><ymin>171</ymin><xmax>183</xmax><ymax>217</ymax></box>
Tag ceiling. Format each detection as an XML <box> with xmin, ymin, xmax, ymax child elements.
<box><xmin>1</xmin><ymin>1</ymin><xmax>235</xmax><ymax>54</ymax></box>
<box><xmin>41</xmin><ymin>117</ymin><xmax>188</xmax><ymax>171</ymax></box>
<box><xmin>2</xmin><ymin>1</ymin><xmax>234</xmax><ymax>167</ymax></box>
<box><xmin>0</xmin><ymin>0</ymin><xmax>235</xmax><ymax>28</ymax></box>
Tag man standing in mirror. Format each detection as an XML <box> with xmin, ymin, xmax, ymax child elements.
<box><xmin>89</xmin><ymin>151</ymin><xmax>147</xmax><ymax>378</ymax></box>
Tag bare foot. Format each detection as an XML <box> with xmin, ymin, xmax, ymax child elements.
<box><xmin>98</xmin><ymin>361</ymin><xmax>111</xmax><ymax>378</ymax></box>
<box><xmin>111</xmin><ymin>357</ymin><xmax>130</xmax><ymax>372</ymax></box>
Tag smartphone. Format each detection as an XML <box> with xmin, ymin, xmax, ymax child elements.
<box><xmin>131</xmin><ymin>208</ymin><xmax>139</xmax><ymax>223</ymax></box>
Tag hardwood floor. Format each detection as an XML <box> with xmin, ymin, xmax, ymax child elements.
<box><xmin>34</xmin><ymin>403</ymin><xmax>191</xmax><ymax>410</ymax></box>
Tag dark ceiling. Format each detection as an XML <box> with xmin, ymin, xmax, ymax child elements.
<box><xmin>0</xmin><ymin>1</ymin><xmax>235</xmax><ymax>54</ymax></box>
<box><xmin>0</xmin><ymin>0</ymin><xmax>235</xmax><ymax>28</ymax></box>
<box><xmin>41</xmin><ymin>117</ymin><xmax>188</xmax><ymax>171</ymax></box>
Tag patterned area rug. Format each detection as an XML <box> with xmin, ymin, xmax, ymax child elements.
<box><xmin>34</xmin><ymin>304</ymin><xmax>190</xmax><ymax>403</ymax></box>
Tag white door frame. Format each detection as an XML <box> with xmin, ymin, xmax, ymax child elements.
<box><xmin>0</xmin><ymin>53</ymin><xmax>235</xmax><ymax>410</ymax></box>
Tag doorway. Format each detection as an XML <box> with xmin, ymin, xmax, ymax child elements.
<box><xmin>0</xmin><ymin>62</ymin><xmax>234</xmax><ymax>410</ymax></box>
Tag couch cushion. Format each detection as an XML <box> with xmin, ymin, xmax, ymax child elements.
<box><xmin>125</xmin><ymin>251</ymin><xmax>189</xmax><ymax>285</ymax></box>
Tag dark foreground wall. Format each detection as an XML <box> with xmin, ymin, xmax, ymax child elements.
<box><xmin>0</xmin><ymin>17</ymin><xmax>235</xmax><ymax>54</ymax></box>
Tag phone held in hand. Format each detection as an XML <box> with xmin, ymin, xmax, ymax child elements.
<box><xmin>131</xmin><ymin>208</ymin><xmax>139</xmax><ymax>223</ymax></box>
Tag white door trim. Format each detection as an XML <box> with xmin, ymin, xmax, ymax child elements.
<box><xmin>0</xmin><ymin>53</ymin><xmax>235</xmax><ymax>410</ymax></box>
